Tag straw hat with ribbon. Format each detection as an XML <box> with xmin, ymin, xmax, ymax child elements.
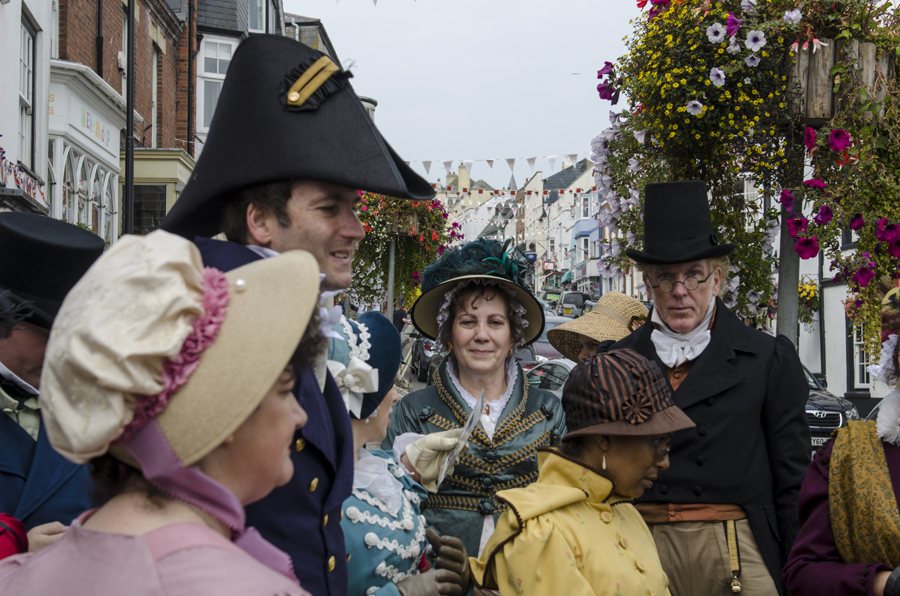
<box><xmin>39</xmin><ymin>230</ymin><xmax>320</xmax><ymax>580</ymax></box>
<box><xmin>411</xmin><ymin>238</ymin><xmax>544</xmax><ymax>346</ymax></box>
<box><xmin>548</xmin><ymin>292</ymin><xmax>648</xmax><ymax>361</ymax></box>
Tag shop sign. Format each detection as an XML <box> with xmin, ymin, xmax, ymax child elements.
<box><xmin>542</xmin><ymin>261</ymin><xmax>555</xmax><ymax>271</ymax></box>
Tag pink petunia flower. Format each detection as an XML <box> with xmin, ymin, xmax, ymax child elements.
<box><xmin>853</xmin><ymin>267</ymin><xmax>875</xmax><ymax>288</ymax></box>
<box><xmin>849</xmin><ymin>213</ymin><xmax>865</xmax><ymax>230</ymax></box>
<box><xmin>813</xmin><ymin>205</ymin><xmax>833</xmax><ymax>225</ymax></box>
<box><xmin>727</xmin><ymin>13</ymin><xmax>742</xmax><ymax>37</ymax></box>
<box><xmin>778</xmin><ymin>190</ymin><xmax>794</xmax><ymax>212</ymax></box>
<box><xmin>828</xmin><ymin>128</ymin><xmax>851</xmax><ymax>152</ymax></box>
<box><xmin>877</xmin><ymin>218</ymin><xmax>900</xmax><ymax>243</ymax></box>
<box><xmin>803</xmin><ymin>178</ymin><xmax>826</xmax><ymax>190</ymax></box>
<box><xmin>795</xmin><ymin>237</ymin><xmax>820</xmax><ymax>259</ymax></box>
<box><xmin>787</xmin><ymin>217</ymin><xmax>807</xmax><ymax>239</ymax></box>
<box><xmin>804</xmin><ymin>127</ymin><xmax>816</xmax><ymax>151</ymax></box>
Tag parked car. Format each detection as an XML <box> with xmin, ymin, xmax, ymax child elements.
<box><xmin>556</xmin><ymin>291</ymin><xmax>591</xmax><ymax>318</ymax></box>
<box><xmin>411</xmin><ymin>333</ymin><xmax>440</xmax><ymax>383</ymax></box>
<box><xmin>541</xmin><ymin>290</ymin><xmax>561</xmax><ymax>310</ymax></box>
<box><xmin>525</xmin><ymin>358</ymin><xmax>577</xmax><ymax>397</ymax></box>
<box><xmin>805</xmin><ymin>366</ymin><xmax>859</xmax><ymax>456</ymax></box>
<box><xmin>528</xmin><ymin>359</ymin><xmax>856</xmax><ymax>457</ymax></box>
<box><xmin>533</xmin><ymin>315</ymin><xmax>569</xmax><ymax>360</ymax></box>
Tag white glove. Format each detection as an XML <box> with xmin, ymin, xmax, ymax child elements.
<box><xmin>405</xmin><ymin>429</ymin><xmax>467</xmax><ymax>492</ymax></box>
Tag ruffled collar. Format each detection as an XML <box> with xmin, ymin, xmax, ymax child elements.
<box><xmin>353</xmin><ymin>449</ymin><xmax>404</xmax><ymax>515</ymax></box>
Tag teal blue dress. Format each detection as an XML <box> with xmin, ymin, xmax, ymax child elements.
<box><xmin>383</xmin><ymin>358</ymin><xmax>567</xmax><ymax>556</ymax></box>
<box><xmin>341</xmin><ymin>450</ymin><xmax>429</xmax><ymax>596</ymax></box>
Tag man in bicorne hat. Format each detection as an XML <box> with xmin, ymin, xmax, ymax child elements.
<box><xmin>161</xmin><ymin>34</ymin><xmax>434</xmax><ymax>596</ymax></box>
<box><xmin>611</xmin><ymin>181</ymin><xmax>810</xmax><ymax>596</ymax></box>
<box><xmin>0</xmin><ymin>212</ymin><xmax>105</xmax><ymax>555</ymax></box>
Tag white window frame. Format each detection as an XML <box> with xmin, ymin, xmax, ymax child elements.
<box><xmin>853</xmin><ymin>324</ymin><xmax>871</xmax><ymax>389</ymax></box>
<box><xmin>581</xmin><ymin>195</ymin><xmax>590</xmax><ymax>219</ymax></box>
<box><xmin>580</xmin><ymin>237</ymin><xmax>589</xmax><ymax>262</ymax></box>
<box><xmin>549</xmin><ymin>238</ymin><xmax>555</xmax><ymax>256</ymax></box>
<box><xmin>248</xmin><ymin>0</ymin><xmax>264</xmax><ymax>33</ymax></box>
<box><xmin>197</xmin><ymin>36</ymin><xmax>237</xmax><ymax>133</ymax></box>
<box><xmin>19</xmin><ymin>19</ymin><xmax>36</xmax><ymax>170</ymax></box>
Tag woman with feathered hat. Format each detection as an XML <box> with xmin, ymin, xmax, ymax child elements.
<box><xmin>783</xmin><ymin>279</ymin><xmax>900</xmax><ymax>596</ymax></box>
<box><xmin>383</xmin><ymin>239</ymin><xmax>567</xmax><ymax>558</ymax></box>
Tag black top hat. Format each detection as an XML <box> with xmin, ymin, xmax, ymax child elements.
<box><xmin>162</xmin><ymin>35</ymin><xmax>435</xmax><ymax>239</ymax></box>
<box><xmin>625</xmin><ymin>180</ymin><xmax>735</xmax><ymax>265</ymax></box>
<box><xmin>0</xmin><ymin>212</ymin><xmax>105</xmax><ymax>329</ymax></box>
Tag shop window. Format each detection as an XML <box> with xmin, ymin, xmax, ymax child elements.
<box><xmin>134</xmin><ymin>185</ymin><xmax>167</xmax><ymax>235</ymax></box>
<box><xmin>198</xmin><ymin>37</ymin><xmax>236</xmax><ymax>131</ymax></box>
<box><xmin>19</xmin><ymin>19</ymin><xmax>36</xmax><ymax>170</ymax></box>
<box><xmin>549</xmin><ymin>238</ymin><xmax>555</xmax><ymax>255</ymax></box>
<box><xmin>581</xmin><ymin>195</ymin><xmax>590</xmax><ymax>219</ymax></box>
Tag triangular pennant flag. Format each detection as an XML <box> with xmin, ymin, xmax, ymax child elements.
<box><xmin>568</xmin><ymin>153</ymin><xmax>578</xmax><ymax>165</ymax></box>
<box><xmin>443</xmin><ymin>161</ymin><xmax>454</xmax><ymax>173</ymax></box>
<box><xmin>463</xmin><ymin>160</ymin><xmax>474</xmax><ymax>174</ymax></box>
<box><xmin>423</xmin><ymin>161</ymin><xmax>432</xmax><ymax>175</ymax></box>
<box><xmin>547</xmin><ymin>155</ymin><xmax>557</xmax><ymax>172</ymax></box>
<box><xmin>486</xmin><ymin>160</ymin><xmax>494</xmax><ymax>169</ymax></box>
<box><xmin>506</xmin><ymin>158</ymin><xmax>516</xmax><ymax>173</ymax></box>
<box><xmin>526</xmin><ymin>157</ymin><xmax>537</xmax><ymax>173</ymax></box>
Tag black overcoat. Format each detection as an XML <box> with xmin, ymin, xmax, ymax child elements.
<box><xmin>612</xmin><ymin>298</ymin><xmax>810</xmax><ymax>595</ymax></box>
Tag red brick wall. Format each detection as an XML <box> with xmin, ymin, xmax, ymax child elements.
<box><xmin>58</xmin><ymin>0</ymin><xmax>194</xmax><ymax>153</ymax></box>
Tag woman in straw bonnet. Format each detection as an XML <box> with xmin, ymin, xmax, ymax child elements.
<box><xmin>547</xmin><ymin>291</ymin><xmax>648</xmax><ymax>361</ymax></box>
<box><xmin>0</xmin><ymin>230</ymin><xmax>322</xmax><ymax>595</ymax></box>
<box><xmin>784</xmin><ymin>279</ymin><xmax>900</xmax><ymax>596</ymax></box>
<box><xmin>470</xmin><ymin>348</ymin><xmax>695</xmax><ymax>596</ymax></box>
<box><xmin>329</xmin><ymin>313</ymin><xmax>470</xmax><ymax>596</ymax></box>
<box><xmin>384</xmin><ymin>238</ymin><xmax>567</xmax><ymax>558</ymax></box>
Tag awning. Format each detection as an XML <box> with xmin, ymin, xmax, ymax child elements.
<box><xmin>561</xmin><ymin>270</ymin><xmax>573</xmax><ymax>283</ymax></box>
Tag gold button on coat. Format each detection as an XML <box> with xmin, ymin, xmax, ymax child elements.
<box><xmin>288</xmin><ymin>91</ymin><xmax>301</xmax><ymax>103</ymax></box>
<box><xmin>295</xmin><ymin>438</ymin><xmax>306</xmax><ymax>452</ymax></box>
<box><xmin>328</xmin><ymin>556</ymin><xmax>336</xmax><ymax>572</ymax></box>
<box><xmin>323</xmin><ymin>514</ymin><xmax>329</xmax><ymax>527</ymax></box>
<box><xmin>340</xmin><ymin>510</ymin><xmax>344</xmax><ymax>521</ymax></box>
<box><xmin>346</xmin><ymin>553</ymin><xmax>351</xmax><ymax>562</ymax></box>
<box><xmin>310</xmin><ymin>478</ymin><xmax>319</xmax><ymax>492</ymax></box>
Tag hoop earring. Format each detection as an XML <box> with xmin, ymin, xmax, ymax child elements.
<box><xmin>508</xmin><ymin>345</ymin><xmax>513</xmax><ymax>355</ymax></box>
<box><xmin>602</xmin><ymin>454</ymin><xmax>607</xmax><ymax>471</ymax></box>
<box><xmin>448</xmin><ymin>342</ymin><xmax>453</xmax><ymax>353</ymax></box>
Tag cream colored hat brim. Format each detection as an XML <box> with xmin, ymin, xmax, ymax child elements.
<box><xmin>153</xmin><ymin>250</ymin><xmax>319</xmax><ymax>466</ymax></box>
<box><xmin>547</xmin><ymin>291</ymin><xmax>648</xmax><ymax>361</ymax></box>
<box><xmin>411</xmin><ymin>274</ymin><xmax>545</xmax><ymax>345</ymax></box>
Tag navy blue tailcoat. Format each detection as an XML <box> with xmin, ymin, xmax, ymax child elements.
<box><xmin>0</xmin><ymin>413</ymin><xmax>91</xmax><ymax>530</ymax></box>
<box><xmin>196</xmin><ymin>237</ymin><xmax>354</xmax><ymax>596</ymax></box>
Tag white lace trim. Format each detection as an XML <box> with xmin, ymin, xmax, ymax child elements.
<box><xmin>341</xmin><ymin>316</ymin><xmax>372</xmax><ymax>361</ymax></box>
<box><xmin>869</xmin><ymin>334</ymin><xmax>899</xmax><ymax>386</ymax></box>
<box><xmin>374</xmin><ymin>559</ymin><xmax>419</xmax><ymax>582</ymax></box>
<box><xmin>434</xmin><ymin>279</ymin><xmax>530</xmax><ymax>350</ymax></box>
<box><xmin>364</xmin><ymin>526</ymin><xmax>426</xmax><ymax>560</ymax></box>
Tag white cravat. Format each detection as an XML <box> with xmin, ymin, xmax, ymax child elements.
<box><xmin>650</xmin><ymin>298</ymin><xmax>716</xmax><ymax>368</ymax></box>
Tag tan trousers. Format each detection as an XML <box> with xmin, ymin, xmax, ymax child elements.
<box><xmin>647</xmin><ymin>520</ymin><xmax>778</xmax><ymax>596</ymax></box>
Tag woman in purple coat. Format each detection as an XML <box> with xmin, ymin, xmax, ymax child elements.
<box><xmin>783</xmin><ymin>283</ymin><xmax>900</xmax><ymax>596</ymax></box>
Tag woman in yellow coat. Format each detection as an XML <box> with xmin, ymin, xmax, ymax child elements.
<box><xmin>470</xmin><ymin>349</ymin><xmax>695</xmax><ymax>596</ymax></box>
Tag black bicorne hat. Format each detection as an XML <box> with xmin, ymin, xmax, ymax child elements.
<box><xmin>0</xmin><ymin>212</ymin><xmax>105</xmax><ymax>329</ymax></box>
<box><xmin>161</xmin><ymin>34</ymin><xmax>435</xmax><ymax>239</ymax></box>
<box><xmin>625</xmin><ymin>180</ymin><xmax>735</xmax><ymax>265</ymax></box>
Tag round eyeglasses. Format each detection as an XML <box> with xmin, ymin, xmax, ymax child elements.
<box><xmin>642</xmin><ymin>437</ymin><xmax>671</xmax><ymax>458</ymax></box>
<box><xmin>650</xmin><ymin>272</ymin><xmax>714</xmax><ymax>294</ymax></box>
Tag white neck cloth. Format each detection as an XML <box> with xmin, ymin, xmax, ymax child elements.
<box><xmin>353</xmin><ymin>449</ymin><xmax>404</xmax><ymax>515</ymax></box>
<box><xmin>650</xmin><ymin>296</ymin><xmax>716</xmax><ymax>368</ymax></box>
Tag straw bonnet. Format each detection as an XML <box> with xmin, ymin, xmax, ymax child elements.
<box><xmin>40</xmin><ymin>230</ymin><xmax>319</xmax><ymax>466</ymax></box>
<box><xmin>411</xmin><ymin>238</ymin><xmax>544</xmax><ymax>345</ymax></box>
<box><xmin>561</xmin><ymin>349</ymin><xmax>694</xmax><ymax>439</ymax></box>
<box><xmin>548</xmin><ymin>292</ymin><xmax>648</xmax><ymax>361</ymax></box>
<box><xmin>327</xmin><ymin>311</ymin><xmax>401</xmax><ymax>419</ymax></box>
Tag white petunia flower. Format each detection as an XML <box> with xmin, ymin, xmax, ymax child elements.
<box><xmin>706</xmin><ymin>22</ymin><xmax>726</xmax><ymax>43</ymax></box>
<box><xmin>784</xmin><ymin>9</ymin><xmax>802</xmax><ymax>24</ymax></box>
<box><xmin>634</xmin><ymin>130</ymin><xmax>647</xmax><ymax>144</ymax></box>
<box><xmin>726</xmin><ymin>36</ymin><xmax>741</xmax><ymax>54</ymax></box>
<box><xmin>745</xmin><ymin>54</ymin><xmax>761</xmax><ymax>67</ymax></box>
<box><xmin>745</xmin><ymin>30</ymin><xmax>767</xmax><ymax>52</ymax></box>
<box><xmin>686</xmin><ymin>100</ymin><xmax>704</xmax><ymax>115</ymax></box>
<box><xmin>709</xmin><ymin>67</ymin><xmax>726</xmax><ymax>87</ymax></box>
<box><xmin>741</xmin><ymin>0</ymin><xmax>757</xmax><ymax>12</ymax></box>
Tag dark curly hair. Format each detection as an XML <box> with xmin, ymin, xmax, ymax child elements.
<box><xmin>437</xmin><ymin>284</ymin><xmax>524</xmax><ymax>351</ymax></box>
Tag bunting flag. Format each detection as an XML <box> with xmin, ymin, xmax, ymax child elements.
<box><xmin>526</xmin><ymin>157</ymin><xmax>537</xmax><ymax>174</ymax></box>
<box><xmin>423</xmin><ymin>161</ymin><xmax>432</xmax><ymax>175</ymax></box>
<box><xmin>568</xmin><ymin>153</ymin><xmax>578</xmax><ymax>165</ymax></box>
<box><xmin>442</xmin><ymin>160</ymin><xmax>454</xmax><ymax>173</ymax></box>
<box><xmin>547</xmin><ymin>155</ymin><xmax>557</xmax><ymax>172</ymax></box>
<box><xmin>463</xmin><ymin>159</ymin><xmax>474</xmax><ymax>174</ymax></box>
<box><xmin>486</xmin><ymin>160</ymin><xmax>494</xmax><ymax>169</ymax></box>
<box><xmin>506</xmin><ymin>158</ymin><xmax>516</xmax><ymax>173</ymax></box>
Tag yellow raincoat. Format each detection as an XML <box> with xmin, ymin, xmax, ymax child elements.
<box><xmin>470</xmin><ymin>449</ymin><xmax>670</xmax><ymax>596</ymax></box>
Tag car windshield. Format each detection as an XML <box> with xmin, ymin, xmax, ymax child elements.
<box><xmin>563</xmin><ymin>293</ymin><xmax>584</xmax><ymax>307</ymax></box>
<box><xmin>802</xmin><ymin>366</ymin><xmax>820</xmax><ymax>390</ymax></box>
<box><xmin>543</xmin><ymin>292</ymin><xmax>560</xmax><ymax>301</ymax></box>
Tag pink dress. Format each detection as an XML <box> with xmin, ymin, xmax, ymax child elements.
<box><xmin>0</xmin><ymin>514</ymin><xmax>310</xmax><ymax>596</ymax></box>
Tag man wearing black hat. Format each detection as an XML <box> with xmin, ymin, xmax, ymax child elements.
<box><xmin>0</xmin><ymin>212</ymin><xmax>105</xmax><ymax>554</ymax></box>
<box><xmin>611</xmin><ymin>181</ymin><xmax>810</xmax><ymax>596</ymax></box>
<box><xmin>160</xmin><ymin>35</ymin><xmax>434</xmax><ymax>596</ymax></box>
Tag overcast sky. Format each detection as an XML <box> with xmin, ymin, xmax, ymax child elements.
<box><xmin>283</xmin><ymin>0</ymin><xmax>643</xmax><ymax>189</ymax></box>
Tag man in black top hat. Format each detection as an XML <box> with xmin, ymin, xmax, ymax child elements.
<box><xmin>611</xmin><ymin>181</ymin><xmax>809</xmax><ymax>596</ymax></box>
<box><xmin>160</xmin><ymin>35</ymin><xmax>434</xmax><ymax>596</ymax></box>
<box><xmin>0</xmin><ymin>212</ymin><xmax>104</xmax><ymax>554</ymax></box>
